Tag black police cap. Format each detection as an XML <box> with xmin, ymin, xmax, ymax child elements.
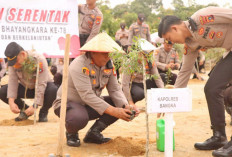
<box><xmin>4</xmin><ymin>42</ymin><xmax>24</xmax><ymax>66</ymax></box>
<box><xmin>138</xmin><ymin>13</ymin><xmax>145</xmax><ymax>22</ymax></box>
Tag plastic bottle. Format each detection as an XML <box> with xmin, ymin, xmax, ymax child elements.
<box><xmin>156</xmin><ymin>119</ymin><xmax>175</xmax><ymax>152</ymax></box>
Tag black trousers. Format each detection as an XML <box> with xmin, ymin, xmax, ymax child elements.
<box><xmin>158</xmin><ymin>69</ymin><xmax>177</xmax><ymax>85</ymax></box>
<box><xmin>131</xmin><ymin>79</ymin><xmax>159</xmax><ymax>103</ymax></box>
<box><xmin>0</xmin><ymin>82</ymin><xmax>58</xmax><ymax>114</ymax></box>
<box><xmin>204</xmin><ymin>52</ymin><xmax>232</xmax><ymax>129</ymax></box>
<box><xmin>54</xmin><ymin>96</ymin><xmax>118</xmax><ymax>133</ymax></box>
<box><xmin>80</xmin><ymin>34</ymin><xmax>89</xmax><ymax>47</ymax></box>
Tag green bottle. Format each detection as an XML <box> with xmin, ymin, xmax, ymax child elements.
<box><xmin>156</xmin><ymin>119</ymin><xmax>175</xmax><ymax>152</ymax></box>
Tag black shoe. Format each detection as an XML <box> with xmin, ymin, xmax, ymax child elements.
<box><xmin>212</xmin><ymin>138</ymin><xmax>232</xmax><ymax>157</ymax></box>
<box><xmin>66</xmin><ymin>132</ymin><xmax>80</xmax><ymax>147</ymax></box>
<box><xmin>38</xmin><ymin>112</ymin><xmax>48</xmax><ymax>122</ymax></box>
<box><xmin>194</xmin><ymin>131</ymin><xmax>227</xmax><ymax>150</ymax></box>
<box><xmin>83</xmin><ymin>121</ymin><xmax>111</xmax><ymax>144</ymax></box>
<box><xmin>15</xmin><ymin>111</ymin><xmax>29</xmax><ymax>121</ymax></box>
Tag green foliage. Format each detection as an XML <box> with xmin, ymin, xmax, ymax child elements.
<box><xmin>122</xmin><ymin>12</ymin><xmax>137</xmax><ymax>28</ymax></box>
<box><xmin>165</xmin><ymin>68</ymin><xmax>172</xmax><ymax>85</ymax></box>
<box><xmin>21</xmin><ymin>56</ymin><xmax>37</xmax><ymax>79</ymax></box>
<box><xmin>110</xmin><ymin>38</ymin><xmax>157</xmax><ymax>81</ymax></box>
<box><xmin>99</xmin><ymin>5</ymin><xmax>120</xmax><ymax>38</ymax></box>
<box><xmin>130</xmin><ymin>0</ymin><xmax>152</xmax><ymax>17</ymax></box>
<box><xmin>112</xmin><ymin>4</ymin><xmax>129</xmax><ymax>18</ymax></box>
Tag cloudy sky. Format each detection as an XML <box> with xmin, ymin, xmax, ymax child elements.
<box><xmin>78</xmin><ymin>0</ymin><xmax>232</xmax><ymax>9</ymax></box>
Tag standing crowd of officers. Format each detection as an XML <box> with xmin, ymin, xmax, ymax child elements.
<box><xmin>0</xmin><ymin>0</ymin><xmax>232</xmax><ymax>156</ymax></box>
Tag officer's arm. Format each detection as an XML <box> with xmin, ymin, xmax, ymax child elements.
<box><xmin>155</xmin><ymin>50</ymin><xmax>168</xmax><ymax>71</ymax></box>
<box><xmin>115</xmin><ymin>31</ymin><xmax>120</xmax><ymax>40</ymax></box>
<box><xmin>175</xmin><ymin>48</ymin><xmax>198</xmax><ymax>88</ymax></box>
<box><xmin>7</xmin><ymin>66</ymin><xmax>19</xmax><ymax>100</ymax></box>
<box><xmin>34</xmin><ymin>56</ymin><xmax>49</xmax><ymax>106</ymax></box>
<box><xmin>0</xmin><ymin>59</ymin><xmax>6</xmax><ymax>78</ymax></box>
<box><xmin>86</xmin><ymin>13</ymin><xmax>103</xmax><ymax>42</ymax></box>
<box><xmin>195</xmin><ymin>7</ymin><xmax>232</xmax><ymax>25</ymax></box>
<box><xmin>107</xmin><ymin>68</ymin><xmax>128</xmax><ymax>108</ymax></box>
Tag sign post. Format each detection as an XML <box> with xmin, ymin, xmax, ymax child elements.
<box><xmin>147</xmin><ymin>88</ymin><xmax>192</xmax><ymax>157</ymax></box>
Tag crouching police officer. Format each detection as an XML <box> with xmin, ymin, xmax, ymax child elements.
<box><xmin>154</xmin><ymin>39</ymin><xmax>180</xmax><ymax>85</ymax></box>
<box><xmin>53</xmin><ymin>33</ymin><xmax>139</xmax><ymax>147</ymax></box>
<box><xmin>0</xmin><ymin>42</ymin><xmax>58</xmax><ymax>122</ymax></box>
<box><xmin>158</xmin><ymin>7</ymin><xmax>232</xmax><ymax>157</ymax></box>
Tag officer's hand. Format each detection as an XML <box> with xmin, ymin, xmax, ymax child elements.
<box><xmin>115</xmin><ymin>108</ymin><xmax>132</xmax><ymax>121</ymax></box>
<box><xmin>104</xmin><ymin>106</ymin><xmax>131</xmax><ymax>121</ymax></box>
<box><xmin>169</xmin><ymin>63</ymin><xmax>175</xmax><ymax>70</ymax></box>
<box><xmin>9</xmin><ymin>102</ymin><xmax>20</xmax><ymax>114</ymax></box>
<box><xmin>125</xmin><ymin>104</ymin><xmax>140</xmax><ymax>117</ymax></box>
<box><xmin>25</xmin><ymin>106</ymin><xmax>35</xmax><ymax>116</ymax></box>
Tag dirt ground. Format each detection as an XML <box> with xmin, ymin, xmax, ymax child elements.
<box><xmin>0</xmin><ymin>72</ymin><xmax>232</xmax><ymax>157</ymax></box>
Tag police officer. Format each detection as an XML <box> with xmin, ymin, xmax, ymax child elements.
<box><xmin>0</xmin><ymin>42</ymin><xmax>58</xmax><ymax>122</ymax></box>
<box><xmin>53</xmin><ymin>33</ymin><xmax>139</xmax><ymax>147</ymax></box>
<box><xmin>78</xmin><ymin>0</ymin><xmax>103</xmax><ymax>47</ymax></box>
<box><xmin>122</xmin><ymin>53</ymin><xmax>164</xmax><ymax>107</ymax></box>
<box><xmin>158</xmin><ymin>7</ymin><xmax>232</xmax><ymax>157</ymax></box>
<box><xmin>115</xmin><ymin>22</ymin><xmax>129</xmax><ymax>52</ymax></box>
<box><xmin>128</xmin><ymin>13</ymin><xmax>151</xmax><ymax>46</ymax></box>
<box><xmin>154</xmin><ymin>39</ymin><xmax>180</xmax><ymax>85</ymax></box>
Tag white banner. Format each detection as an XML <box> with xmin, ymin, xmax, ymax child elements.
<box><xmin>0</xmin><ymin>0</ymin><xmax>80</xmax><ymax>58</ymax></box>
<box><xmin>147</xmin><ymin>88</ymin><xmax>192</xmax><ymax>113</ymax></box>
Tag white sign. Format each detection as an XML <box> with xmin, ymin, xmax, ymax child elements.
<box><xmin>147</xmin><ymin>88</ymin><xmax>192</xmax><ymax>113</ymax></box>
<box><xmin>0</xmin><ymin>0</ymin><xmax>80</xmax><ymax>58</ymax></box>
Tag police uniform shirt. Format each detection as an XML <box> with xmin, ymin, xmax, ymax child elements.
<box><xmin>115</xmin><ymin>29</ymin><xmax>129</xmax><ymax>46</ymax></box>
<box><xmin>7</xmin><ymin>51</ymin><xmax>53</xmax><ymax>105</ymax></box>
<box><xmin>175</xmin><ymin>7</ymin><xmax>232</xmax><ymax>88</ymax></box>
<box><xmin>79</xmin><ymin>4</ymin><xmax>103</xmax><ymax>42</ymax></box>
<box><xmin>128</xmin><ymin>22</ymin><xmax>151</xmax><ymax>45</ymax></box>
<box><xmin>0</xmin><ymin>58</ymin><xmax>6</xmax><ymax>78</ymax></box>
<box><xmin>155</xmin><ymin>47</ymin><xmax>180</xmax><ymax>71</ymax></box>
<box><xmin>122</xmin><ymin>60</ymin><xmax>164</xmax><ymax>101</ymax></box>
<box><xmin>53</xmin><ymin>54</ymin><xmax>128</xmax><ymax>115</ymax></box>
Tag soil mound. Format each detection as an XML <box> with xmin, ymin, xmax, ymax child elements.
<box><xmin>102</xmin><ymin>136</ymin><xmax>146</xmax><ymax>157</ymax></box>
<box><xmin>0</xmin><ymin>119</ymin><xmax>34</xmax><ymax>126</ymax></box>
